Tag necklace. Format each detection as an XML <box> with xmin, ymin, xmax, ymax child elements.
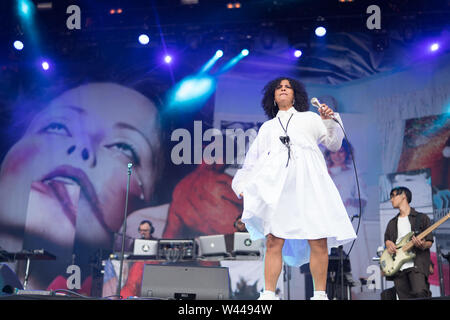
<box><xmin>278</xmin><ymin>113</ymin><xmax>293</xmax><ymax>167</ymax></box>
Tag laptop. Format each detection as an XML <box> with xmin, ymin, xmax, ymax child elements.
<box><xmin>197</xmin><ymin>235</ymin><xmax>228</xmax><ymax>257</ymax></box>
<box><xmin>133</xmin><ymin>239</ymin><xmax>158</xmax><ymax>257</ymax></box>
<box><xmin>232</xmin><ymin>232</ymin><xmax>263</xmax><ymax>256</ymax></box>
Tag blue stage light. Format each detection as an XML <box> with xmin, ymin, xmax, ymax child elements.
<box><xmin>19</xmin><ymin>0</ymin><xmax>31</xmax><ymax>15</ymax></box>
<box><xmin>294</xmin><ymin>49</ymin><xmax>302</xmax><ymax>58</ymax></box>
<box><xmin>138</xmin><ymin>34</ymin><xmax>150</xmax><ymax>45</ymax></box>
<box><xmin>169</xmin><ymin>75</ymin><xmax>216</xmax><ymax>110</ymax></box>
<box><xmin>200</xmin><ymin>50</ymin><xmax>224</xmax><ymax>73</ymax></box>
<box><xmin>216</xmin><ymin>49</ymin><xmax>249</xmax><ymax>74</ymax></box>
<box><xmin>41</xmin><ymin>61</ymin><xmax>50</xmax><ymax>70</ymax></box>
<box><xmin>315</xmin><ymin>26</ymin><xmax>327</xmax><ymax>37</ymax></box>
<box><xmin>13</xmin><ymin>40</ymin><xmax>24</xmax><ymax>50</ymax></box>
<box><xmin>18</xmin><ymin>0</ymin><xmax>35</xmax><ymax>19</ymax></box>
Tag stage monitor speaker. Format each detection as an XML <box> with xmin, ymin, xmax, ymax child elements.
<box><xmin>0</xmin><ymin>263</ymin><xmax>23</xmax><ymax>294</ymax></box>
<box><xmin>141</xmin><ymin>264</ymin><xmax>230</xmax><ymax>300</ymax></box>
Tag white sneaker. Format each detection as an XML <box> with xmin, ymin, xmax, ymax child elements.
<box><xmin>310</xmin><ymin>293</ymin><xmax>329</xmax><ymax>300</ymax></box>
<box><xmin>257</xmin><ymin>291</ymin><xmax>280</xmax><ymax>300</ymax></box>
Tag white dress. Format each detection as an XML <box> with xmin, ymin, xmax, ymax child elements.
<box><xmin>232</xmin><ymin>107</ymin><xmax>357</xmax><ymax>267</ymax></box>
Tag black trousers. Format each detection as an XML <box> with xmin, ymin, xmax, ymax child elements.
<box><xmin>393</xmin><ymin>267</ymin><xmax>431</xmax><ymax>300</ymax></box>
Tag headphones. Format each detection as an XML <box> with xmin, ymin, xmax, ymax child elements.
<box><xmin>234</xmin><ymin>216</ymin><xmax>243</xmax><ymax>229</ymax></box>
<box><xmin>139</xmin><ymin>220</ymin><xmax>155</xmax><ymax>235</ymax></box>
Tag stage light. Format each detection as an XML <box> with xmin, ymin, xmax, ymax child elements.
<box><xmin>294</xmin><ymin>49</ymin><xmax>302</xmax><ymax>58</ymax></box>
<box><xmin>13</xmin><ymin>40</ymin><xmax>24</xmax><ymax>51</ymax></box>
<box><xmin>19</xmin><ymin>0</ymin><xmax>32</xmax><ymax>16</ymax></box>
<box><xmin>109</xmin><ymin>9</ymin><xmax>116</xmax><ymax>14</ymax></box>
<box><xmin>36</xmin><ymin>2</ymin><xmax>53</xmax><ymax>10</ymax></box>
<box><xmin>315</xmin><ymin>26</ymin><xmax>327</xmax><ymax>37</ymax></box>
<box><xmin>215</xmin><ymin>50</ymin><xmax>224</xmax><ymax>58</ymax></box>
<box><xmin>117</xmin><ymin>8</ymin><xmax>123</xmax><ymax>14</ymax></box>
<box><xmin>227</xmin><ymin>2</ymin><xmax>241</xmax><ymax>9</ymax></box>
<box><xmin>216</xmin><ymin>49</ymin><xmax>249</xmax><ymax>75</ymax></box>
<box><xmin>168</xmin><ymin>75</ymin><xmax>216</xmax><ymax>110</ymax></box>
<box><xmin>199</xmin><ymin>50</ymin><xmax>224</xmax><ymax>73</ymax></box>
<box><xmin>138</xmin><ymin>34</ymin><xmax>150</xmax><ymax>45</ymax></box>
<box><xmin>241</xmin><ymin>49</ymin><xmax>249</xmax><ymax>56</ymax></box>
<box><xmin>430</xmin><ymin>43</ymin><xmax>439</xmax><ymax>52</ymax></box>
<box><xmin>41</xmin><ymin>61</ymin><xmax>50</xmax><ymax>70</ymax></box>
<box><xmin>164</xmin><ymin>55</ymin><xmax>172</xmax><ymax>63</ymax></box>
<box><xmin>17</xmin><ymin>0</ymin><xmax>36</xmax><ymax>21</ymax></box>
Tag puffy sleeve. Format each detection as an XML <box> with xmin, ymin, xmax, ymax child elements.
<box><xmin>231</xmin><ymin>125</ymin><xmax>267</xmax><ymax>198</ymax></box>
<box><xmin>317</xmin><ymin>113</ymin><xmax>345</xmax><ymax>152</ymax></box>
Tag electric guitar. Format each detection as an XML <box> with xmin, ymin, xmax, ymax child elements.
<box><xmin>380</xmin><ymin>211</ymin><xmax>450</xmax><ymax>277</ymax></box>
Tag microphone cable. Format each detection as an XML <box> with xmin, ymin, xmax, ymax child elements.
<box><xmin>331</xmin><ymin>118</ymin><xmax>362</xmax><ymax>260</ymax></box>
<box><xmin>311</xmin><ymin>98</ymin><xmax>363</xmax><ymax>259</ymax></box>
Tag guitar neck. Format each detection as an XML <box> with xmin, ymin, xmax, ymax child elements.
<box><xmin>403</xmin><ymin>212</ymin><xmax>450</xmax><ymax>252</ymax></box>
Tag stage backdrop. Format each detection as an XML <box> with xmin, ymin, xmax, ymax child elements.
<box><xmin>1</xmin><ymin>28</ymin><xmax>449</xmax><ymax>299</ymax></box>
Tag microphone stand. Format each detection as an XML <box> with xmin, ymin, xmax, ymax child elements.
<box><xmin>116</xmin><ymin>163</ymin><xmax>133</xmax><ymax>298</ymax></box>
<box><xmin>338</xmin><ymin>245</ymin><xmax>344</xmax><ymax>300</ymax></box>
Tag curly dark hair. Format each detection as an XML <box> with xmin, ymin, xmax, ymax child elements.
<box><xmin>261</xmin><ymin>77</ymin><xmax>309</xmax><ymax>119</ymax></box>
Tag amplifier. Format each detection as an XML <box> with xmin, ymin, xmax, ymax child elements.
<box><xmin>158</xmin><ymin>239</ymin><xmax>196</xmax><ymax>262</ymax></box>
<box><xmin>141</xmin><ymin>265</ymin><xmax>230</xmax><ymax>300</ymax></box>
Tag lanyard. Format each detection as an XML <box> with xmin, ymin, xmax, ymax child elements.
<box><xmin>278</xmin><ymin>113</ymin><xmax>293</xmax><ymax>167</ymax></box>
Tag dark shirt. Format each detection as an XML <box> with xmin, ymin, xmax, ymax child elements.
<box><xmin>384</xmin><ymin>208</ymin><xmax>433</xmax><ymax>277</ymax></box>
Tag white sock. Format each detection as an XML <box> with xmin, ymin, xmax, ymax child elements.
<box><xmin>313</xmin><ymin>290</ymin><xmax>326</xmax><ymax>296</ymax></box>
<box><xmin>263</xmin><ymin>290</ymin><xmax>275</xmax><ymax>295</ymax></box>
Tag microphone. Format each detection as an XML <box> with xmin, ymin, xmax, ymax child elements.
<box><xmin>310</xmin><ymin>97</ymin><xmax>339</xmax><ymax>123</ymax></box>
<box><xmin>310</xmin><ymin>97</ymin><xmax>322</xmax><ymax>110</ymax></box>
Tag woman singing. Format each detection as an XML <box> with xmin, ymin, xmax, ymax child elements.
<box><xmin>232</xmin><ymin>77</ymin><xmax>356</xmax><ymax>300</ymax></box>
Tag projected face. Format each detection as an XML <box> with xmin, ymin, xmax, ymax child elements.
<box><xmin>329</xmin><ymin>147</ymin><xmax>348</xmax><ymax>167</ymax></box>
<box><xmin>0</xmin><ymin>83</ymin><xmax>161</xmax><ymax>249</ymax></box>
<box><xmin>274</xmin><ymin>79</ymin><xmax>294</xmax><ymax>108</ymax></box>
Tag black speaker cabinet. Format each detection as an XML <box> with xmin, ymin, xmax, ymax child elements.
<box><xmin>0</xmin><ymin>263</ymin><xmax>23</xmax><ymax>294</ymax></box>
<box><xmin>141</xmin><ymin>264</ymin><xmax>230</xmax><ymax>300</ymax></box>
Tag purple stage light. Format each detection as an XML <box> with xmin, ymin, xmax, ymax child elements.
<box><xmin>430</xmin><ymin>43</ymin><xmax>439</xmax><ymax>52</ymax></box>
<box><xmin>164</xmin><ymin>55</ymin><xmax>172</xmax><ymax>63</ymax></box>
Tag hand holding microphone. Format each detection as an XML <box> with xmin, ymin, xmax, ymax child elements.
<box><xmin>311</xmin><ymin>97</ymin><xmax>336</xmax><ymax>121</ymax></box>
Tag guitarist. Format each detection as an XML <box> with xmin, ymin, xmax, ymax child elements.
<box><xmin>383</xmin><ymin>186</ymin><xmax>434</xmax><ymax>299</ymax></box>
